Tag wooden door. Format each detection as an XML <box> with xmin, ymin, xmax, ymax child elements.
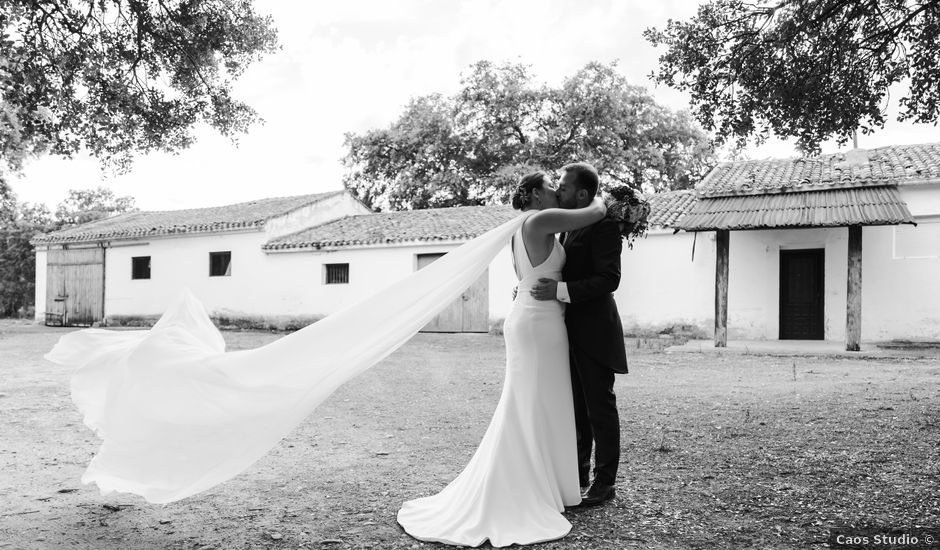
<box><xmin>46</xmin><ymin>247</ymin><xmax>105</xmax><ymax>326</ymax></box>
<box><xmin>417</xmin><ymin>253</ymin><xmax>489</xmax><ymax>333</ymax></box>
<box><xmin>779</xmin><ymin>249</ymin><xmax>824</xmax><ymax>340</ymax></box>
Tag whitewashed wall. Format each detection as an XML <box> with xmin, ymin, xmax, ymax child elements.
<box><xmin>901</xmin><ymin>183</ymin><xmax>940</xmax><ymax>216</ymax></box>
<box><xmin>36</xmin><ymin>192</ymin><xmax>371</xmax><ymax>322</ymax></box>
<box><xmin>263</xmin><ymin>193</ymin><xmax>371</xmax><ymax>240</ymax></box>
<box><xmin>264</xmin><ymin>241</ymin><xmax>516</xmax><ymax>324</ymax></box>
<box><xmin>666</xmin><ymin>222</ymin><xmax>940</xmax><ymax>342</ymax></box>
<box><xmin>615</xmin><ymin>230</ymin><xmax>715</xmax><ymax>334</ymax></box>
<box><xmin>864</xmin><ymin>222</ymin><xmax>940</xmax><ymax>341</ymax></box>
<box><xmin>263</xmin><ymin>243</ymin><xmax>448</xmax><ymax>317</ymax></box>
<box><xmin>101</xmin><ymin>222</ymin><xmax>938</xmax><ymax>341</ymax></box>
<box><xmin>719</xmin><ymin>227</ymin><xmax>847</xmax><ymax>340</ymax></box>
<box><xmin>104</xmin><ymin>231</ymin><xmax>271</xmax><ymax>317</ymax></box>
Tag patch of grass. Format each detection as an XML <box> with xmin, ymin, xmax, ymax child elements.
<box><xmin>876</xmin><ymin>339</ymin><xmax>940</xmax><ymax>350</ymax></box>
<box><xmin>212</xmin><ymin>313</ymin><xmax>324</xmax><ymax>332</ymax></box>
<box><xmin>104</xmin><ymin>314</ymin><xmax>161</xmax><ymax>327</ymax></box>
<box><xmin>105</xmin><ymin>313</ymin><xmax>323</xmax><ymax>332</ymax></box>
<box><xmin>623</xmin><ymin>321</ymin><xmax>709</xmax><ymax>343</ymax></box>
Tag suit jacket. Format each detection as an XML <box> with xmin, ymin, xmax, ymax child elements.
<box><xmin>562</xmin><ymin>218</ymin><xmax>629</xmax><ymax>374</ymax></box>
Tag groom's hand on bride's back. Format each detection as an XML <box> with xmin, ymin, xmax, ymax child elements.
<box><xmin>530</xmin><ymin>278</ymin><xmax>558</xmax><ymax>301</ymax></box>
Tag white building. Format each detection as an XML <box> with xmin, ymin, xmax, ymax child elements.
<box><xmin>32</xmin><ymin>191</ymin><xmax>371</xmax><ymax>327</ymax></box>
<box><xmin>668</xmin><ymin>143</ymin><xmax>940</xmax><ymax>349</ymax></box>
<box><xmin>32</xmin><ymin>142</ymin><xmax>940</xmax><ymax>345</ymax></box>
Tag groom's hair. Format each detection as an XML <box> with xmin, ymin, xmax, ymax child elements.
<box><xmin>562</xmin><ymin>162</ymin><xmax>599</xmax><ymax>198</ymax></box>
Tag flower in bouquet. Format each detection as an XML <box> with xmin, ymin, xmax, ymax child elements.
<box><xmin>603</xmin><ymin>185</ymin><xmax>651</xmax><ymax>249</ymax></box>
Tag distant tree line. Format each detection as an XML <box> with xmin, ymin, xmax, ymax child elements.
<box><xmin>0</xmin><ymin>180</ymin><xmax>135</xmax><ymax>317</ymax></box>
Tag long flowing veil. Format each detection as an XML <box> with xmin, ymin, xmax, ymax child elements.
<box><xmin>45</xmin><ymin>212</ymin><xmax>531</xmax><ymax>504</ymax></box>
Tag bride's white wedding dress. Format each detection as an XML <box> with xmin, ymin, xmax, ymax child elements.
<box><xmin>397</xmin><ymin>222</ymin><xmax>582</xmax><ymax>547</ymax></box>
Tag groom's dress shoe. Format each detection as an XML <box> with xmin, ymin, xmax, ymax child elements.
<box><xmin>580</xmin><ymin>483</ymin><xmax>615</xmax><ymax>507</ymax></box>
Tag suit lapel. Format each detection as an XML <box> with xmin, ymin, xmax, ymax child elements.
<box><xmin>565</xmin><ymin>227</ymin><xmax>586</xmax><ymax>247</ymax></box>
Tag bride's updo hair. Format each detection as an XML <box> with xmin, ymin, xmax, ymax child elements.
<box><xmin>511</xmin><ymin>171</ymin><xmax>549</xmax><ymax>210</ymax></box>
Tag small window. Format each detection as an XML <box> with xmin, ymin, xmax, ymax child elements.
<box><xmin>324</xmin><ymin>263</ymin><xmax>349</xmax><ymax>284</ymax></box>
<box><xmin>209</xmin><ymin>251</ymin><xmax>232</xmax><ymax>277</ymax></box>
<box><xmin>131</xmin><ymin>256</ymin><xmax>151</xmax><ymax>280</ymax></box>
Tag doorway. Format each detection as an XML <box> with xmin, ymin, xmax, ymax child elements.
<box><xmin>416</xmin><ymin>253</ymin><xmax>489</xmax><ymax>332</ymax></box>
<box><xmin>779</xmin><ymin>249</ymin><xmax>825</xmax><ymax>340</ymax></box>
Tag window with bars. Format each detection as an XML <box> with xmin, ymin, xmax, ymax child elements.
<box><xmin>131</xmin><ymin>256</ymin><xmax>151</xmax><ymax>280</ymax></box>
<box><xmin>209</xmin><ymin>251</ymin><xmax>232</xmax><ymax>277</ymax></box>
<box><xmin>324</xmin><ymin>263</ymin><xmax>349</xmax><ymax>284</ymax></box>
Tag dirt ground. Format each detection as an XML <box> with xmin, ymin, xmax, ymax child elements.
<box><xmin>0</xmin><ymin>320</ymin><xmax>938</xmax><ymax>550</ymax></box>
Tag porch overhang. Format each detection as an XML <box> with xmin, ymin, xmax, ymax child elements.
<box><xmin>675</xmin><ymin>186</ymin><xmax>916</xmax><ymax>232</ymax></box>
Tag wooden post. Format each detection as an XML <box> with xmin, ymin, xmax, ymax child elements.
<box><xmin>100</xmin><ymin>242</ymin><xmax>107</xmax><ymax>326</ymax></box>
<box><xmin>715</xmin><ymin>229</ymin><xmax>730</xmax><ymax>347</ymax></box>
<box><xmin>846</xmin><ymin>225</ymin><xmax>863</xmax><ymax>351</ymax></box>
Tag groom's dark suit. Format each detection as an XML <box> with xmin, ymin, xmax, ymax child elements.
<box><xmin>561</xmin><ymin>217</ymin><xmax>627</xmax><ymax>488</ymax></box>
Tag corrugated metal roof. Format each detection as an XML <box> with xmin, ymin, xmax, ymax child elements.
<box><xmin>264</xmin><ymin>205</ymin><xmax>519</xmax><ymax>250</ymax></box>
<box><xmin>676</xmin><ymin>186</ymin><xmax>915</xmax><ymax>231</ymax></box>
<box><xmin>698</xmin><ymin>142</ymin><xmax>940</xmax><ymax>197</ymax></box>
<box><xmin>32</xmin><ymin>191</ymin><xmax>347</xmax><ymax>245</ymax></box>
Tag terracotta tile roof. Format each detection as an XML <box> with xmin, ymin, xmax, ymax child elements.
<box><xmin>699</xmin><ymin>142</ymin><xmax>940</xmax><ymax>197</ymax></box>
<box><xmin>676</xmin><ymin>186</ymin><xmax>915</xmax><ymax>231</ymax></box>
<box><xmin>646</xmin><ymin>190</ymin><xmax>698</xmax><ymax>229</ymax></box>
<box><xmin>32</xmin><ymin>191</ymin><xmax>347</xmax><ymax>245</ymax></box>
<box><xmin>265</xmin><ymin>192</ymin><xmax>696</xmax><ymax>251</ymax></box>
<box><xmin>264</xmin><ymin>205</ymin><xmax>519</xmax><ymax>250</ymax></box>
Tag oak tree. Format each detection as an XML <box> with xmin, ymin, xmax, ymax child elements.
<box><xmin>343</xmin><ymin>61</ymin><xmax>715</xmax><ymax>211</ymax></box>
<box><xmin>0</xmin><ymin>0</ymin><xmax>279</xmax><ymax>172</ymax></box>
<box><xmin>645</xmin><ymin>0</ymin><xmax>940</xmax><ymax>152</ymax></box>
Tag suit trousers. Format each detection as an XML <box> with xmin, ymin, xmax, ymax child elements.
<box><xmin>570</xmin><ymin>348</ymin><xmax>620</xmax><ymax>487</ymax></box>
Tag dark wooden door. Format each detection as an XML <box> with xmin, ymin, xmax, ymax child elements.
<box><xmin>779</xmin><ymin>249</ymin><xmax>824</xmax><ymax>340</ymax></box>
<box><xmin>416</xmin><ymin>253</ymin><xmax>489</xmax><ymax>333</ymax></box>
<box><xmin>46</xmin><ymin>247</ymin><xmax>105</xmax><ymax>326</ymax></box>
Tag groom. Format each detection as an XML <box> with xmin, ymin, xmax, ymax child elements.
<box><xmin>531</xmin><ymin>162</ymin><xmax>628</xmax><ymax>507</ymax></box>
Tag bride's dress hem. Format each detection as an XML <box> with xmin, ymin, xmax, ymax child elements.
<box><xmin>397</xmin><ymin>524</ymin><xmax>572</xmax><ymax>548</ymax></box>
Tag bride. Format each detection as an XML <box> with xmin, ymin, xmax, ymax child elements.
<box><xmin>397</xmin><ymin>171</ymin><xmax>607</xmax><ymax>547</ymax></box>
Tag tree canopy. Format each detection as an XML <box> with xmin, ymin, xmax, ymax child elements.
<box><xmin>342</xmin><ymin>61</ymin><xmax>715</xmax><ymax>211</ymax></box>
<box><xmin>54</xmin><ymin>186</ymin><xmax>136</xmax><ymax>226</ymax></box>
<box><xmin>0</xmin><ymin>0</ymin><xmax>279</xmax><ymax>173</ymax></box>
<box><xmin>645</xmin><ymin>0</ymin><xmax>940</xmax><ymax>153</ymax></box>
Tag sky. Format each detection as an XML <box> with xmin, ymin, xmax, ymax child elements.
<box><xmin>9</xmin><ymin>0</ymin><xmax>940</xmax><ymax>211</ymax></box>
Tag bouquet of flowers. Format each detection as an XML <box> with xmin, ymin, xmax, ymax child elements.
<box><xmin>604</xmin><ymin>185</ymin><xmax>651</xmax><ymax>249</ymax></box>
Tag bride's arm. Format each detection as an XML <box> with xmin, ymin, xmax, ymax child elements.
<box><xmin>526</xmin><ymin>197</ymin><xmax>607</xmax><ymax>234</ymax></box>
